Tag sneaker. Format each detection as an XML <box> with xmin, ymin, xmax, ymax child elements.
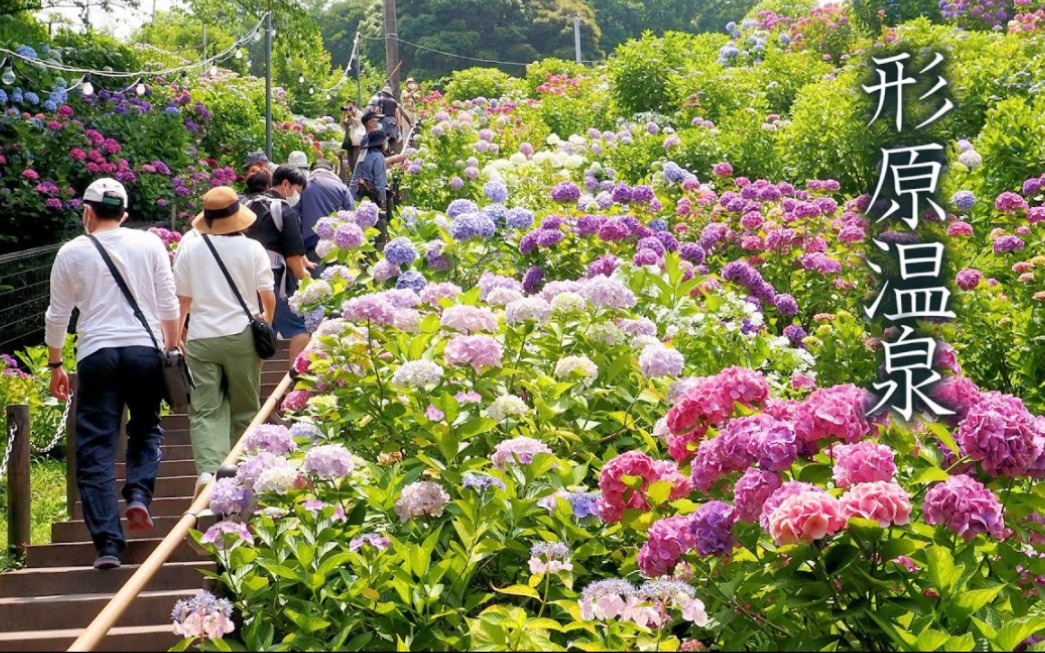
<box><xmin>93</xmin><ymin>554</ymin><xmax>121</xmax><ymax>570</ymax></box>
<box><xmin>194</xmin><ymin>473</ymin><xmax>214</xmax><ymax>500</ymax></box>
<box><xmin>125</xmin><ymin>501</ymin><xmax>154</xmax><ymax>531</ymax></box>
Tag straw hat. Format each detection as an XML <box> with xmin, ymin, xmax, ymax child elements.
<box><xmin>381</xmin><ymin>85</ymin><xmax>393</xmax><ymax>96</ymax></box>
<box><xmin>191</xmin><ymin>186</ymin><xmax>257</xmax><ymax>235</ymax></box>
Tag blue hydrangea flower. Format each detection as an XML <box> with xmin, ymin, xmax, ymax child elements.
<box><xmin>383</xmin><ymin>237</ymin><xmax>417</xmax><ymax>266</ymax></box>
<box><xmin>649</xmin><ymin>219</ymin><xmax>668</xmax><ymax>232</ymax></box>
<box><xmin>396</xmin><ymin>270</ymin><xmax>426</xmax><ymax>293</ymax></box>
<box><xmin>481</xmin><ymin>202</ymin><xmax>507</xmax><ymax>225</ymax></box>
<box><xmin>483</xmin><ymin>180</ymin><xmax>508</xmax><ymax>203</ymax></box>
<box><xmin>43</xmin><ymin>100</ymin><xmax>57</xmax><ymax>112</ymax></box>
<box><xmin>952</xmin><ymin>190</ymin><xmax>975</xmax><ymax>211</ymax></box>
<box><xmin>446</xmin><ymin>198</ymin><xmax>478</xmax><ymax>219</ymax></box>
<box><xmin>164</xmin><ymin>106</ymin><xmax>181</xmax><ymax>116</ymax></box>
<box><xmin>450</xmin><ymin>212</ymin><xmax>496</xmax><ymax>241</ymax></box>
<box><xmin>12</xmin><ymin>89</ymin><xmax>24</xmax><ymax>104</ymax></box>
<box><xmin>24</xmin><ymin>92</ymin><xmax>39</xmax><ymax>106</ymax></box>
<box><xmin>462</xmin><ymin>473</ymin><xmax>506</xmax><ymax>492</ymax></box>
<box><xmin>16</xmin><ymin>45</ymin><xmax>37</xmax><ymax>60</ymax></box>
<box><xmin>0</xmin><ymin>90</ymin><xmax>7</xmax><ymax>105</ymax></box>
<box><xmin>505</xmin><ymin>207</ymin><xmax>534</xmax><ymax>230</ymax></box>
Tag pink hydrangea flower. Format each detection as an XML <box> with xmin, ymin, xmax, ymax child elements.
<box><xmin>440</xmin><ymin>305</ymin><xmax>499</xmax><ymax>333</ymax></box>
<box><xmin>831</xmin><ymin>441</ymin><xmax>896</xmax><ymax>487</ymax></box>
<box><xmin>281</xmin><ymin>390</ymin><xmax>312</xmax><ymax>412</ymax></box>
<box><xmin>839</xmin><ymin>481</ymin><xmax>911</xmax><ymax>526</ymax></box>
<box><xmin>443</xmin><ymin>335</ymin><xmax>503</xmax><ymax>373</ymax></box>
<box><xmin>767</xmin><ymin>490</ymin><xmax>846</xmax><ymax>546</ymax></box>
<box><xmin>734</xmin><ymin>469</ymin><xmax>782</xmax><ymax>523</ymax></box>
<box><xmin>491</xmin><ymin>436</ymin><xmax>551</xmax><ymax>468</ymax></box>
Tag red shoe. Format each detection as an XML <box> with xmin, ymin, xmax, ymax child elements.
<box><xmin>126</xmin><ymin>501</ymin><xmax>154</xmax><ymax>531</ymax></box>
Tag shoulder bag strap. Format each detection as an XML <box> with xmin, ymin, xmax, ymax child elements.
<box><xmin>87</xmin><ymin>235</ymin><xmax>161</xmax><ymax>351</ymax></box>
<box><xmin>201</xmin><ymin>234</ymin><xmax>256</xmax><ymax>321</ymax></box>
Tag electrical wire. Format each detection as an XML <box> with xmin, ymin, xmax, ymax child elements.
<box><xmin>360</xmin><ymin>34</ymin><xmax>531</xmax><ymax>68</ymax></box>
<box><xmin>0</xmin><ymin>14</ymin><xmax>267</xmax><ymax>79</ymax></box>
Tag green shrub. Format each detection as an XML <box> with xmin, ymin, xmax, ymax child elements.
<box><xmin>849</xmin><ymin>0</ymin><xmax>942</xmax><ymax>35</ymax></box>
<box><xmin>443</xmin><ymin>67</ymin><xmax>524</xmax><ymax>102</ymax></box>
<box><xmin>607</xmin><ymin>31</ymin><xmax>721</xmax><ymax>116</ymax></box>
<box><xmin>777</xmin><ymin>67</ymin><xmax>883</xmax><ymax>194</ymax></box>
<box><xmin>524</xmin><ymin>58</ymin><xmax>587</xmax><ymax>97</ymax></box>
<box><xmin>671</xmin><ymin>60</ymin><xmax>767</xmax><ymax>124</ymax></box>
<box><xmin>972</xmin><ymin>95</ymin><xmax>1045</xmax><ymax>201</ymax></box>
<box><xmin>50</xmin><ymin>30</ymin><xmax>142</xmax><ymax>75</ymax></box>
<box><xmin>743</xmin><ymin>0</ymin><xmax>817</xmax><ymax>20</ymax></box>
<box><xmin>757</xmin><ymin>48</ymin><xmax>833</xmax><ymax>116</ymax></box>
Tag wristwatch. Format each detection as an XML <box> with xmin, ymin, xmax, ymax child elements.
<box><xmin>47</xmin><ymin>361</ymin><xmax>63</xmax><ymax>369</ymax></box>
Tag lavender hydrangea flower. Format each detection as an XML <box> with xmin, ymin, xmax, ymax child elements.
<box><xmin>551</xmin><ymin>181</ymin><xmax>581</xmax><ymax>203</ymax></box>
<box><xmin>447</xmin><ymin>199</ymin><xmax>478</xmax><ymax>218</ymax></box>
<box><xmin>396</xmin><ymin>270</ymin><xmax>426</xmax><ymax>293</ymax></box>
<box><xmin>243</xmin><ymin>425</ymin><xmax>297</xmax><ymax>456</ymax></box>
<box><xmin>209</xmin><ymin>478</ymin><xmax>253</xmax><ymax>516</ymax></box>
<box><xmin>451</xmin><ymin>212</ymin><xmax>496</xmax><ymax>241</ymax></box>
<box><xmin>484</xmin><ymin>180</ymin><xmax>508</xmax><ymax>202</ymax></box>
<box><xmin>354</xmin><ymin>202</ymin><xmax>379</xmax><ymax>229</ymax></box>
<box><xmin>303</xmin><ymin>444</ymin><xmax>357</xmax><ymax>479</ymax></box>
<box><xmin>506</xmin><ymin>207</ymin><xmax>535</xmax><ymax>230</ymax></box>
<box><xmin>383</xmin><ymin>237</ymin><xmax>417</xmax><ymax>266</ymax></box>
<box><xmin>462</xmin><ymin>473</ymin><xmax>507</xmax><ymax>492</ymax></box>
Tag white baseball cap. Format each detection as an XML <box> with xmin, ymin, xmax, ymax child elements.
<box><xmin>83</xmin><ymin>178</ymin><xmax>128</xmax><ymax>208</ymax></box>
<box><xmin>287</xmin><ymin>151</ymin><xmax>308</xmax><ymax>169</ymax></box>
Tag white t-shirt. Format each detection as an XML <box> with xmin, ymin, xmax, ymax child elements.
<box><xmin>45</xmin><ymin>227</ymin><xmax>180</xmax><ymax>362</ymax></box>
<box><xmin>173</xmin><ymin>234</ymin><xmax>274</xmax><ymax>341</ymax></box>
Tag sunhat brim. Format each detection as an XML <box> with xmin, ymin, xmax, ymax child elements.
<box><xmin>191</xmin><ymin>201</ymin><xmax>257</xmax><ymax>235</ymax></box>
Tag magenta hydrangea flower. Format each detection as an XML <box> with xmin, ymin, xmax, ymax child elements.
<box><xmin>597</xmin><ymin>451</ymin><xmax>691</xmax><ymax>523</ymax></box>
<box><xmin>443</xmin><ymin>335</ymin><xmax>503</xmax><ymax>373</ymax></box>
<box><xmin>955</xmin><ymin>391</ymin><xmax>1044</xmax><ymax>477</ymax></box>
<box><xmin>793</xmin><ymin>384</ymin><xmax>878</xmax><ymax>449</ymax></box>
<box><xmin>637</xmin><ymin>514</ymin><xmax>695</xmax><ymax>577</ymax></box>
<box><xmin>550</xmin><ymin>181</ymin><xmax>581</xmax><ymax>203</ymax></box>
<box><xmin>734</xmin><ymin>469</ymin><xmax>782</xmax><ymax>523</ymax></box>
<box><xmin>831</xmin><ymin>441</ymin><xmax>896</xmax><ymax>487</ymax></box>
<box><xmin>713</xmin><ymin>162</ymin><xmax>733</xmax><ymax>177</ymax></box>
<box><xmin>995</xmin><ymin>191</ymin><xmax>1029</xmax><ymax>213</ymax></box>
<box><xmin>956</xmin><ymin>268</ymin><xmax>983</xmax><ymax>290</ymax></box>
<box><xmin>923</xmin><ymin>474</ymin><xmax>1005</xmax><ymax>540</ymax></box>
<box><xmin>688</xmin><ymin>500</ymin><xmax>737</xmax><ymax>557</ymax></box>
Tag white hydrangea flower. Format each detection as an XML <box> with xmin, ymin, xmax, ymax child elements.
<box><xmin>554</xmin><ymin>355</ymin><xmax>598</xmax><ymax>386</ymax></box>
<box><xmin>485</xmin><ymin>395</ymin><xmax>529</xmax><ymax>422</ymax></box>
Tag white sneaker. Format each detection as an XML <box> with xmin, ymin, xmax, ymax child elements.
<box><xmin>194</xmin><ymin>472</ymin><xmax>214</xmax><ymax>500</ymax></box>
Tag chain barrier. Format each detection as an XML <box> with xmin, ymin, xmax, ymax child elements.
<box><xmin>30</xmin><ymin>394</ymin><xmax>72</xmax><ymax>455</ymax></box>
<box><xmin>0</xmin><ymin>421</ymin><xmax>15</xmax><ymax>479</ymax></box>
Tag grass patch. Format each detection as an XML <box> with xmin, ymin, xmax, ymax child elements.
<box><xmin>0</xmin><ymin>456</ymin><xmax>68</xmax><ymax>571</ymax></box>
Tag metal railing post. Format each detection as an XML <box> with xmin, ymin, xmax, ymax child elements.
<box><xmin>6</xmin><ymin>404</ymin><xmax>31</xmax><ymax>558</ymax></box>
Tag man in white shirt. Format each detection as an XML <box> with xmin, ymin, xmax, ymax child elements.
<box><xmin>44</xmin><ymin>178</ymin><xmax>180</xmax><ymax>570</ymax></box>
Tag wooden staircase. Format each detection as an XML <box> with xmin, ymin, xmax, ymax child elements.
<box><xmin>0</xmin><ymin>347</ymin><xmax>291</xmax><ymax>651</ymax></box>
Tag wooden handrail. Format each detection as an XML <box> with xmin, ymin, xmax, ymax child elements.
<box><xmin>68</xmin><ymin>371</ymin><xmax>294</xmax><ymax>652</ymax></box>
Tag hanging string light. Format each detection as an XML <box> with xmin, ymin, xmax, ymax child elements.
<box><xmin>81</xmin><ymin>78</ymin><xmax>94</xmax><ymax>96</ymax></box>
<box><xmin>1</xmin><ymin>59</ymin><xmax>14</xmax><ymax>86</ymax></box>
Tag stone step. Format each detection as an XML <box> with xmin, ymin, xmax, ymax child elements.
<box><xmin>0</xmin><ymin>624</ymin><xmax>181</xmax><ymax>652</ymax></box>
<box><xmin>159</xmin><ymin>414</ymin><xmax>188</xmax><ymax>430</ymax></box>
<box><xmin>0</xmin><ymin>589</ymin><xmax>196</xmax><ymax>632</ymax></box>
<box><xmin>262</xmin><ymin>369</ymin><xmax>287</xmax><ymax>384</ymax></box>
<box><xmin>26</xmin><ymin>539</ymin><xmax>204</xmax><ymax>568</ymax></box>
<box><xmin>51</xmin><ymin>513</ymin><xmax>217</xmax><ymax>544</ymax></box>
<box><xmin>159</xmin><ymin>444</ymin><xmax>193</xmax><ymax>460</ymax></box>
<box><xmin>72</xmin><ymin>497</ymin><xmax>190</xmax><ymax>520</ymax></box>
<box><xmin>0</xmin><ymin>561</ymin><xmax>214</xmax><ymax>598</ymax></box>
<box><xmin>115</xmin><ymin>459</ymin><xmax>196</xmax><ymax>479</ymax></box>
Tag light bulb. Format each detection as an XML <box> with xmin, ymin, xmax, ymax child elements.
<box><xmin>325</xmin><ymin>93</ymin><xmax>331</xmax><ymax>100</ymax></box>
<box><xmin>246</xmin><ymin>59</ymin><xmax>252</xmax><ymax>68</ymax></box>
<box><xmin>235</xmin><ymin>49</ymin><xmax>243</xmax><ymax>59</ymax></box>
<box><xmin>254</xmin><ymin>31</ymin><xmax>262</xmax><ymax>42</ymax></box>
<box><xmin>210</xmin><ymin>65</ymin><xmax>218</xmax><ymax>76</ymax></box>
<box><xmin>1</xmin><ymin>68</ymin><xmax>14</xmax><ymax>85</ymax></box>
<box><xmin>136</xmin><ymin>83</ymin><xmax>145</xmax><ymax>95</ymax></box>
<box><xmin>309</xmin><ymin>86</ymin><xmax>314</xmax><ymax>95</ymax></box>
<box><xmin>298</xmin><ymin>74</ymin><xmax>304</xmax><ymax>83</ymax></box>
<box><xmin>82</xmin><ymin>80</ymin><xmax>94</xmax><ymax>96</ymax></box>
<box><xmin>271</xmin><ymin>29</ymin><xmax>276</xmax><ymax>39</ymax></box>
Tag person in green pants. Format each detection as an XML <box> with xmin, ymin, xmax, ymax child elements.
<box><xmin>173</xmin><ymin>187</ymin><xmax>276</xmax><ymax>496</ymax></box>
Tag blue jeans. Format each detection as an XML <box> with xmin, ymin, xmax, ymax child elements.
<box><xmin>273</xmin><ymin>268</ymin><xmax>307</xmax><ymax>338</ymax></box>
<box><xmin>75</xmin><ymin>346</ymin><xmax>164</xmax><ymax>557</ymax></box>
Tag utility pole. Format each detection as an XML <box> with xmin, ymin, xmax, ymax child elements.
<box><xmin>574</xmin><ymin>15</ymin><xmax>582</xmax><ymax>64</ymax></box>
<box><xmin>383</xmin><ymin>0</ymin><xmax>400</xmax><ymax>97</ymax></box>
<box><xmin>352</xmin><ymin>31</ymin><xmax>362</xmax><ymax>106</ymax></box>
<box><xmin>264</xmin><ymin>11</ymin><xmax>272</xmax><ymax>159</ymax></box>
<box><xmin>202</xmin><ymin>23</ymin><xmax>207</xmax><ymax>67</ymax></box>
